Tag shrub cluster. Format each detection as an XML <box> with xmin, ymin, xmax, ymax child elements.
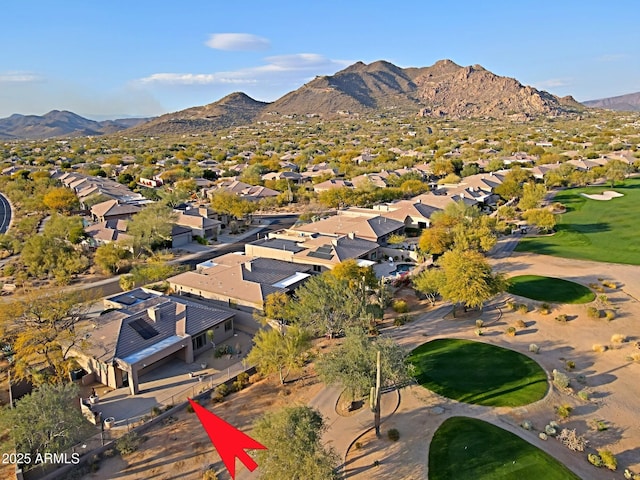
<box><xmin>116</xmin><ymin>432</ymin><xmax>143</xmax><ymax>456</ymax></box>
<box><xmin>552</xmin><ymin>369</ymin><xmax>570</xmax><ymax>389</ymax></box>
<box><xmin>387</xmin><ymin>428</ymin><xmax>400</xmax><ymax>441</ymax></box>
<box><xmin>392</xmin><ymin>299</ymin><xmax>409</xmax><ymax>313</ymax></box>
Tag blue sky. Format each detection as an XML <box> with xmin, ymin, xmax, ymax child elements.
<box><xmin>1</xmin><ymin>1</ymin><xmax>638</xmax><ymax>119</ymax></box>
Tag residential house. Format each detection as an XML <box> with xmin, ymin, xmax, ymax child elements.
<box><xmin>90</xmin><ymin>199</ymin><xmax>141</xmax><ymax>223</ymax></box>
<box><xmin>168</xmin><ymin>254</ymin><xmax>313</xmax><ymax>311</ymax></box>
<box><xmin>85</xmin><ymin>219</ymin><xmax>132</xmax><ymax>247</ymax></box>
<box><xmin>175</xmin><ymin>210</ymin><xmax>222</xmax><ymax>241</ymax></box>
<box><xmin>313</xmin><ymin>179</ymin><xmax>354</xmax><ymax>193</ymax></box>
<box><xmin>207</xmin><ymin>180</ymin><xmax>279</xmax><ymax>202</ymax></box>
<box><xmin>293</xmin><ymin>213</ymin><xmax>404</xmax><ymax>245</ymax></box>
<box><xmin>245</xmin><ymin>232</ymin><xmax>379</xmax><ymax>272</ymax></box>
<box><xmin>74</xmin><ymin>289</ymin><xmax>235</xmax><ymax>395</ymax></box>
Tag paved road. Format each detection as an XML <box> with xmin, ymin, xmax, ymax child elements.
<box><xmin>0</xmin><ymin>192</ymin><xmax>11</xmax><ymax>234</ymax></box>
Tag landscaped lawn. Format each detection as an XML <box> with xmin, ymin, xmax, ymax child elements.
<box><xmin>507</xmin><ymin>275</ymin><xmax>595</xmax><ymax>304</ymax></box>
<box><xmin>429</xmin><ymin>417</ymin><xmax>581</xmax><ymax>480</ymax></box>
<box><xmin>516</xmin><ymin>179</ymin><xmax>640</xmax><ymax>265</ymax></box>
<box><xmin>407</xmin><ymin>339</ymin><xmax>547</xmax><ymax>407</ymax></box>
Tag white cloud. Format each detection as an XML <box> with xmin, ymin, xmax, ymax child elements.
<box><xmin>135</xmin><ymin>54</ymin><xmax>351</xmax><ymax>87</ymax></box>
<box><xmin>205</xmin><ymin>33</ymin><xmax>270</xmax><ymax>51</ymax></box>
<box><xmin>596</xmin><ymin>53</ymin><xmax>628</xmax><ymax>62</ymax></box>
<box><xmin>535</xmin><ymin>78</ymin><xmax>572</xmax><ymax>89</ymax></box>
<box><xmin>0</xmin><ymin>71</ymin><xmax>42</xmax><ymax>83</ymax></box>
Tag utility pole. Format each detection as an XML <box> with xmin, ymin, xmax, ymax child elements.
<box><xmin>369</xmin><ymin>350</ymin><xmax>382</xmax><ymax>437</ymax></box>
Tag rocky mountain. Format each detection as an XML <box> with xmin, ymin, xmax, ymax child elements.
<box><xmin>0</xmin><ymin>110</ymin><xmax>149</xmax><ymax>140</ymax></box>
<box><xmin>126</xmin><ymin>92</ymin><xmax>269</xmax><ymax>136</ymax></box>
<box><xmin>262</xmin><ymin>59</ymin><xmax>580</xmax><ymax>121</ymax></box>
<box><xmin>583</xmin><ymin>92</ymin><xmax>640</xmax><ymax>112</ymax></box>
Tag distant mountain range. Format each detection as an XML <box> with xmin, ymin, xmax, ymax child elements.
<box><xmin>0</xmin><ymin>59</ymin><xmax>600</xmax><ymax>139</ymax></box>
<box><xmin>0</xmin><ymin>110</ymin><xmax>149</xmax><ymax>140</ymax></box>
<box><xmin>583</xmin><ymin>92</ymin><xmax>640</xmax><ymax>112</ymax></box>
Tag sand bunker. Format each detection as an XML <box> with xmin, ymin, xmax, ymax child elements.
<box><xmin>580</xmin><ymin>190</ymin><xmax>624</xmax><ymax>201</ymax></box>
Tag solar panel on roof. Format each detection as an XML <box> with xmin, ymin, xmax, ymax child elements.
<box><xmin>129</xmin><ymin>318</ymin><xmax>159</xmax><ymax>340</ymax></box>
<box><xmin>317</xmin><ymin>245</ymin><xmax>333</xmax><ymax>253</ymax></box>
<box><xmin>308</xmin><ymin>251</ymin><xmax>334</xmax><ymax>260</ymax></box>
<box><xmin>118</xmin><ymin>295</ymin><xmax>137</xmax><ymax>306</ymax></box>
<box><xmin>133</xmin><ymin>291</ymin><xmax>152</xmax><ymax>300</ymax></box>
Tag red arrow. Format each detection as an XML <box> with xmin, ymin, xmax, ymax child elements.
<box><xmin>188</xmin><ymin>398</ymin><xmax>267</xmax><ymax>479</ymax></box>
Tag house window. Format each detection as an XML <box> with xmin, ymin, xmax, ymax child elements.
<box><xmin>192</xmin><ymin>333</ymin><xmax>207</xmax><ymax>351</ymax></box>
<box><xmin>313</xmin><ymin>265</ymin><xmax>322</xmax><ymax>272</ymax></box>
<box><xmin>224</xmin><ymin>320</ymin><xmax>232</xmax><ymax>332</ymax></box>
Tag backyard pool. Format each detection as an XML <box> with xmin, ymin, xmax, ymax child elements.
<box><xmin>387</xmin><ymin>263</ymin><xmax>415</xmax><ymax>277</ymax></box>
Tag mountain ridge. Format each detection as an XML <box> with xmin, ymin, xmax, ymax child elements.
<box><xmin>583</xmin><ymin>92</ymin><xmax>640</xmax><ymax>112</ymax></box>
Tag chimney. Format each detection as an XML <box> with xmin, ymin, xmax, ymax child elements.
<box><xmin>148</xmin><ymin>306</ymin><xmax>161</xmax><ymax>322</ymax></box>
<box><xmin>246</xmin><ymin>260</ymin><xmax>253</xmax><ymax>272</ymax></box>
<box><xmin>175</xmin><ymin>303</ymin><xmax>187</xmax><ymax>336</ymax></box>
<box><xmin>348</xmin><ymin>232</ymin><xmax>355</xmax><ymax>239</ymax></box>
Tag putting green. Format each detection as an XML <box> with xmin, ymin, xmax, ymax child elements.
<box><xmin>429</xmin><ymin>417</ymin><xmax>581</xmax><ymax>480</ymax></box>
<box><xmin>508</xmin><ymin>275</ymin><xmax>595</xmax><ymax>304</ymax></box>
<box><xmin>408</xmin><ymin>339</ymin><xmax>547</xmax><ymax>407</ymax></box>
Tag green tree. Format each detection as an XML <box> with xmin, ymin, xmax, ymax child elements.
<box><xmin>253</xmin><ymin>406</ymin><xmax>338</xmax><ymax>480</ymax></box>
<box><xmin>1</xmin><ymin>290</ymin><xmax>93</xmax><ymax>385</ymax></box>
<box><xmin>42</xmin><ymin>187</ymin><xmax>79</xmax><ymax>212</ymax></box>
<box><xmin>263</xmin><ymin>291</ymin><xmax>292</xmax><ymax>324</ymax></box>
<box><xmin>209</xmin><ymin>190</ymin><xmax>257</xmax><ymax>220</ymax></box>
<box><xmin>518</xmin><ymin>182</ymin><xmax>547</xmax><ymax>211</ymax></box>
<box><xmin>438</xmin><ymin>249</ymin><xmax>507</xmax><ymax>311</ymax></box>
<box><xmin>94</xmin><ymin>243</ymin><xmax>132</xmax><ymax>274</ymax></box>
<box><xmin>246</xmin><ymin>326</ymin><xmax>310</xmax><ymax>385</ymax></box>
<box><xmin>126</xmin><ymin>203</ymin><xmax>177</xmax><ymax>256</ymax></box>
<box><xmin>21</xmin><ymin>234</ymin><xmax>88</xmax><ymax>284</ymax></box>
<box><xmin>522</xmin><ymin>208</ymin><xmax>557</xmax><ymax>233</ymax></box>
<box><xmin>412</xmin><ymin>268</ymin><xmax>445</xmax><ymax>306</ymax></box>
<box><xmin>290</xmin><ymin>274</ymin><xmax>368</xmax><ymax>338</ymax></box>
<box><xmin>605</xmin><ymin>159</ymin><xmax>629</xmax><ymax>187</ymax></box>
<box><xmin>494</xmin><ymin>166</ymin><xmax>534</xmax><ymax>200</ymax></box>
<box><xmin>0</xmin><ymin>383</ymin><xmax>91</xmax><ymax>462</ymax></box>
<box><xmin>315</xmin><ymin>328</ymin><xmax>409</xmax><ymax>400</ymax></box>
<box><xmin>328</xmin><ymin>259</ymin><xmax>377</xmax><ymax>290</ymax></box>
<box><xmin>42</xmin><ymin>213</ymin><xmax>85</xmax><ymax>244</ymax></box>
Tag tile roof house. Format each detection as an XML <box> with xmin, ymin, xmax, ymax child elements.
<box><xmin>73</xmin><ymin>289</ymin><xmax>235</xmax><ymax>395</ymax></box>
<box><xmin>90</xmin><ymin>199</ymin><xmax>142</xmax><ymax>223</ymax></box>
<box><xmin>313</xmin><ymin>179</ymin><xmax>354</xmax><ymax>193</ymax></box>
<box><xmin>175</xmin><ymin>211</ymin><xmax>222</xmax><ymax>240</ymax></box>
<box><xmin>245</xmin><ymin>232</ymin><xmax>380</xmax><ymax>271</ymax></box>
<box><xmin>293</xmin><ymin>213</ymin><xmax>404</xmax><ymax>245</ymax></box>
<box><xmin>168</xmin><ymin>254</ymin><xmax>313</xmax><ymax>311</ymax></box>
<box><xmin>85</xmin><ymin>219</ymin><xmax>132</xmax><ymax>247</ymax></box>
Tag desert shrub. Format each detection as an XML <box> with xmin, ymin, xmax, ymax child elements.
<box><xmin>202</xmin><ymin>467</ymin><xmax>219</xmax><ymax>480</ymax></box>
<box><xmin>354</xmin><ymin>441</ymin><xmax>362</xmax><ymax>449</ymax></box>
<box><xmin>555</xmin><ymin>313</ymin><xmax>568</xmax><ymax>323</ymax></box>
<box><xmin>557</xmin><ymin>428</ymin><xmax>587</xmax><ymax>451</ymax></box>
<box><xmin>116</xmin><ymin>432</ymin><xmax>142</xmax><ymax>456</ymax></box>
<box><xmin>555</xmin><ymin>404</ymin><xmax>573</xmax><ymax>419</ymax></box>
<box><xmin>233</xmin><ymin>372</ymin><xmax>250</xmax><ymax>392</ymax></box>
<box><xmin>630</xmin><ymin>352</ymin><xmax>640</xmax><ymax>362</ymax></box>
<box><xmin>394</xmin><ymin>314</ymin><xmax>413</xmax><ymax>326</ymax></box>
<box><xmin>588</xmin><ymin>453</ymin><xmax>604</xmax><ymax>467</ymax></box>
<box><xmin>544</xmin><ymin>424</ymin><xmax>557</xmax><ymax>436</ymax></box>
<box><xmin>538</xmin><ymin>432</ymin><xmax>548</xmax><ymax>440</ymax></box>
<box><xmin>521</xmin><ymin>420</ymin><xmax>533</xmax><ymax>430</ymax></box>
<box><xmin>565</xmin><ymin>360</ymin><xmax>576</xmax><ymax>370</ymax></box>
<box><xmin>539</xmin><ymin>303</ymin><xmax>551</xmax><ymax>315</ymax></box>
<box><xmin>392</xmin><ymin>299</ymin><xmax>409</xmax><ymax>313</ymax></box>
<box><xmin>505</xmin><ymin>326</ymin><xmax>517</xmax><ymax>337</ymax></box>
<box><xmin>387</xmin><ymin>428</ymin><xmax>400</xmax><ymax>441</ymax></box>
<box><xmin>593</xmin><ymin>344</ymin><xmax>608</xmax><ymax>353</ymax></box>
<box><xmin>368</xmin><ymin>325</ymin><xmax>380</xmax><ymax>336</ymax></box>
<box><xmin>187</xmin><ymin>399</ymin><xmax>200</xmax><ymax>413</ymax></box>
<box><xmin>588</xmin><ymin>419</ymin><xmax>608</xmax><ymax>431</ymax></box>
<box><xmin>475</xmin><ymin>319</ymin><xmax>484</xmax><ymax>328</ymax></box>
<box><xmin>529</xmin><ymin>343</ymin><xmax>540</xmax><ymax>353</ymax></box>
<box><xmin>211</xmin><ymin>384</ymin><xmax>230</xmax><ymax>403</ymax></box>
<box><xmin>587</xmin><ymin>306</ymin><xmax>601</xmax><ymax>319</ymax></box>
<box><xmin>515</xmin><ymin>318</ymin><xmax>526</xmax><ymax>328</ymax></box>
<box><xmin>611</xmin><ymin>333</ymin><xmax>627</xmax><ymax>344</ymax></box>
<box><xmin>506</xmin><ymin>300</ymin><xmax>516</xmax><ymax>311</ymax></box>
<box><xmin>474</xmin><ymin>328</ymin><xmax>483</xmax><ymax>336</ymax></box>
<box><xmin>604</xmin><ymin>309</ymin><xmax>616</xmax><ymax>321</ymax></box>
<box><xmin>577</xmin><ymin>388</ymin><xmax>590</xmax><ymax>401</ymax></box>
<box><xmin>516</xmin><ymin>303</ymin><xmax>529</xmax><ymax>314</ymax></box>
<box><xmin>598</xmin><ymin>450</ymin><xmax>617</xmax><ymax>471</ymax></box>
<box><xmin>102</xmin><ymin>449</ymin><xmax>116</xmax><ymax>458</ymax></box>
<box><xmin>602</xmin><ymin>281</ymin><xmax>617</xmax><ymax>289</ymax></box>
<box><xmin>552</xmin><ymin>369</ymin><xmax>570</xmax><ymax>389</ymax></box>
<box><xmin>150</xmin><ymin>406</ymin><xmax>162</xmax><ymax>418</ymax></box>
